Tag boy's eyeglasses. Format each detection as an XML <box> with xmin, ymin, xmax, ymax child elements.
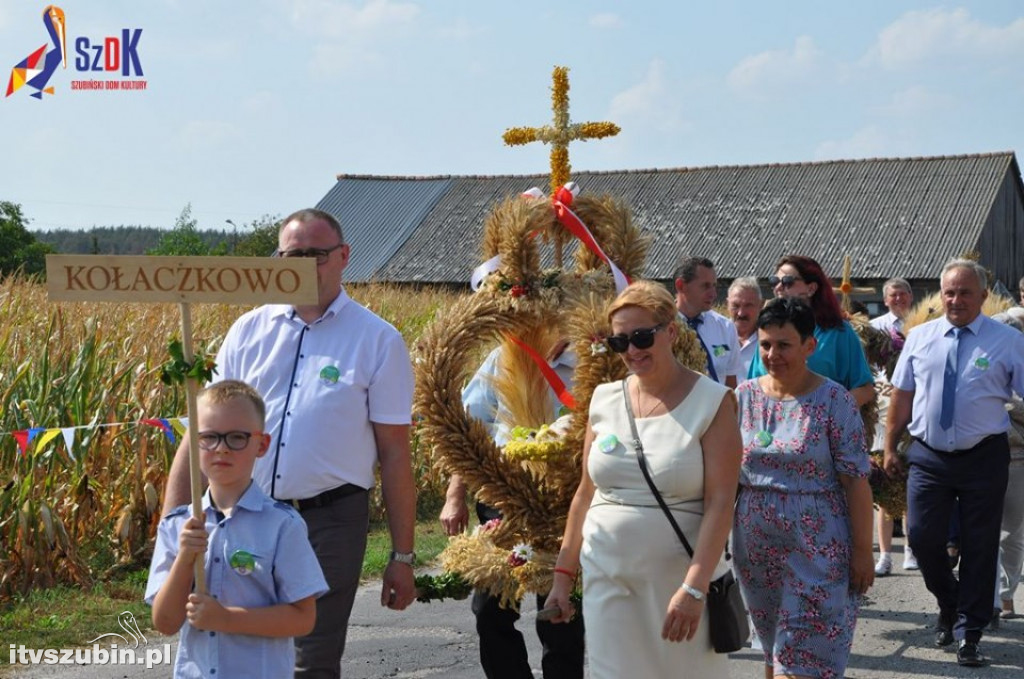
<box><xmin>605</xmin><ymin>324</ymin><xmax>665</xmax><ymax>353</ymax></box>
<box><xmin>273</xmin><ymin>243</ymin><xmax>345</xmax><ymax>265</ymax></box>
<box><xmin>197</xmin><ymin>431</ymin><xmax>263</xmax><ymax>451</ymax></box>
<box><xmin>768</xmin><ymin>275</ymin><xmax>803</xmax><ymax>288</ymax></box>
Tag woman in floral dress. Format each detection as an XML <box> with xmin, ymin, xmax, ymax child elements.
<box><xmin>733</xmin><ymin>297</ymin><xmax>875</xmax><ymax>679</ymax></box>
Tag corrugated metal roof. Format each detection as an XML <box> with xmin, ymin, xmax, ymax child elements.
<box><xmin>315</xmin><ymin>176</ymin><xmax>453</xmax><ymax>282</ymax></box>
<box><xmin>316</xmin><ymin>152</ymin><xmax>1020</xmax><ymax>284</ymax></box>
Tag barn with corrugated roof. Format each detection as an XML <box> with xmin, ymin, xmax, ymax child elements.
<box><xmin>315</xmin><ymin>151</ymin><xmax>1024</xmax><ymax>303</ymax></box>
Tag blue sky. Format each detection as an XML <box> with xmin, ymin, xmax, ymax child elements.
<box><xmin>3</xmin><ymin>1</ymin><xmax>1023</xmax><ymax>232</ymax></box>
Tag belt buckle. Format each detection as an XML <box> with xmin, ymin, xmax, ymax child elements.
<box><xmin>290</xmin><ymin>499</ymin><xmax>301</xmax><ymax>511</ymax></box>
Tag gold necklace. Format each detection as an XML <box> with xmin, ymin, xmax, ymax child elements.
<box><xmin>634</xmin><ymin>380</ymin><xmax>663</xmax><ymax>418</ymax></box>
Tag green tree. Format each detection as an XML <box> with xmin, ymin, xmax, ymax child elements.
<box><xmin>0</xmin><ymin>201</ymin><xmax>54</xmax><ymax>278</ymax></box>
<box><xmin>233</xmin><ymin>214</ymin><xmax>281</xmax><ymax>257</ymax></box>
<box><xmin>147</xmin><ymin>204</ymin><xmax>228</xmax><ymax>256</ymax></box>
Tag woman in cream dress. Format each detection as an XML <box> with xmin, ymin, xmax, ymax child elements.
<box><xmin>546</xmin><ymin>281</ymin><xmax>743</xmax><ymax>678</ymax></box>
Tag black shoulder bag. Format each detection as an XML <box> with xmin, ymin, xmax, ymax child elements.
<box><xmin>620</xmin><ymin>379</ymin><xmax>749</xmax><ymax>654</ymax></box>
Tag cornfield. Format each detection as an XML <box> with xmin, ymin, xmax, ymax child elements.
<box><xmin>0</xmin><ymin>275</ymin><xmax>460</xmax><ymax>602</ymax></box>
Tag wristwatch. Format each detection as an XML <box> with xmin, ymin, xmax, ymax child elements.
<box><xmin>389</xmin><ymin>550</ymin><xmax>416</xmax><ymax>565</ymax></box>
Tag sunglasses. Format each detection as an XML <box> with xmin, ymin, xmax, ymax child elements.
<box><xmin>768</xmin><ymin>275</ymin><xmax>803</xmax><ymax>288</ymax></box>
<box><xmin>197</xmin><ymin>430</ymin><xmax>264</xmax><ymax>451</ymax></box>
<box><xmin>273</xmin><ymin>243</ymin><xmax>345</xmax><ymax>264</ymax></box>
<box><xmin>605</xmin><ymin>324</ymin><xmax>665</xmax><ymax>353</ymax></box>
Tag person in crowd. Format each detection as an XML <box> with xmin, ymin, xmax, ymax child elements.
<box><xmin>992</xmin><ymin>308</ymin><xmax>1024</xmax><ymax>620</ymax></box>
<box><xmin>148</xmin><ymin>380</ymin><xmax>328</xmax><ymax>678</ymax></box>
<box><xmin>748</xmin><ymin>255</ymin><xmax>874</xmax><ymax>407</ymax></box>
<box><xmin>733</xmin><ymin>297</ymin><xmax>874</xmax><ymax>679</ymax></box>
<box><xmin>884</xmin><ymin>258</ymin><xmax>1024</xmax><ymax>667</ymax></box>
<box><xmin>674</xmin><ymin>257</ymin><xmax>742</xmax><ymax>388</ymax></box>
<box><xmin>726</xmin><ymin>276</ymin><xmax>763</xmax><ymax>379</ymax></box>
<box><xmin>162</xmin><ymin>208</ymin><xmax>417</xmax><ymax>678</ymax></box>
<box><xmin>440</xmin><ymin>339</ymin><xmax>585</xmax><ymax>679</ymax></box>
<box><xmin>1018</xmin><ymin>275</ymin><xmax>1024</xmax><ymax>307</ymax></box>
<box><xmin>545</xmin><ymin>280</ymin><xmax>742</xmax><ymax>677</ymax></box>
<box><xmin>870</xmin><ymin>277</ymin><xmax>918</xmax><ymax>575</ymax></box>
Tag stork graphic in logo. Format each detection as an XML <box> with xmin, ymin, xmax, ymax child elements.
<box><xmin>85</xmin><ymin>611</ymin><xmax>148</xmax><ymax>648</ymax></box>
<box><xmin>6</xmin><ymin>5</ymin><xmax>66</xmax><ymax>99</ymax></box>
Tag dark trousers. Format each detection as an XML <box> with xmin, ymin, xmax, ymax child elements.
<box><xmin>906</xmin><ymin>435</ymin><xmax>1009</xmax><ymax>643</ymax></box>
<box><xmin>474</xmin><ymin>503</ymin><xmax>585</xmax><ymax>679</ymax></box>
<box><xmin>295</xmin><ymin>490</ymin><xmax>370</xmax><ymax>679</ymax></box>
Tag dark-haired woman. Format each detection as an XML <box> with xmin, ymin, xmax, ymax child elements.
<box><xmin>748</xmin><ymin>255</ymin><xmax>874</xmax><ymax>407</ymax></box>
<box><xmin>734</xmin><ymin>297</ymin><xmax>874</xmax><ymax>679</ymax></box>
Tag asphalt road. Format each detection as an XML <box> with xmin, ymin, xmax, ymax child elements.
<box><xmin>6</xmin><ymin>539</ymin><xmax>1024</xmax><ymax>678</ymax></box>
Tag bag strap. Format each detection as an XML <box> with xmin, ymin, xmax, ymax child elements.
<box><xmin>621</xmin><ymin>379</ymin><xmax>695</xmax><ymax>558</ymax></box>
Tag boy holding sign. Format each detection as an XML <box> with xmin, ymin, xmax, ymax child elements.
<box><xmin>146</xmin><ymin>380</ymin><xmax>327</xmax><ymax>678</ymax></box>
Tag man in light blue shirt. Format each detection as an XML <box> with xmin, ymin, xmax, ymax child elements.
<box><xmin>884</xmin><ymin>259</ymin><xmax>1024</xmax><ymax>667</ymax></box>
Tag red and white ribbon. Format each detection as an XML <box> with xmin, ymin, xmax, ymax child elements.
<box><xmin>551</xmin><ymin>183</ymin><xmax>631</xmax><ymax>293</ymax></box>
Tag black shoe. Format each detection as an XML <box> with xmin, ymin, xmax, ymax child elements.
<box><xmin>957</xmin><ymin>641</ymin><xmax>990</xmax><ymax>667</ymax></box>
<box><xmin>934</xmin><ymin>625</ymin><xmax>954</xmax><ymax>647</ymax></box>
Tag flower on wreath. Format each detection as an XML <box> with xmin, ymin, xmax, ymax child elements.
<box><xmin>507</xmin><ymin>543</ymin><xmax>534</xmax><ymax>568</ymax></box>
<box><xmin>503</xmin><ymin>420</ymin><xmax>570</xmax><ymax>462</ymax></box>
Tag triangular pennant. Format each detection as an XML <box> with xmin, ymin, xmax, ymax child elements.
<box><xmin>35</xmin><ymin>429</ymin><xmax>62</xmax><ymax>450</ymax></box>
<box><xmin>12</xmin><ymin>430</ymin><xmax>29</xmax><ymax>455</ymax></box>
<box><xmin>141</xmin><ymin>418</ymin><xmax>174</xmax><ymax>443</ymax></box>
<box><xmin>170</xmin><ymin>418</ymin><xmax>188</xmax><ymax>437</ymax></box>
<box><xmin>61</xmin><ymin>427</ymin><xmax>76</xmax><ymax>459</ymax></box>
<box><xmin>26</xmin><ymin>427</ymin><xmax>45</xmax><ymax>445</ymax></box>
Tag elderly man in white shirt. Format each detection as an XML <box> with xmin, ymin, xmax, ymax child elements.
<box><xmin>884</xmin><ymin>259</ymin><xmax>1024</xmax><ymax>667</ymax></box>
<box><xmin>673</xmin><ymin>256</ymin><xmax>742</xmax><ymax>388</ymax></box>
<box><xmin>726</xmin><ymin>276</ymin><xmax>763</xmax><ymax>380</ymax></box>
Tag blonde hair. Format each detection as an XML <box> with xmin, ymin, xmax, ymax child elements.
<box><xmin>198</xmin><ymin>380</ymin><xmax>266</xmax><ymax>426</ymax></box>
<box><xmin>606</xmin><ymin>280</ymin><xmax>678</xmax><ymax>326</ymax></box>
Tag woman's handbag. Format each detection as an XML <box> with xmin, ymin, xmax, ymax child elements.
<box><xmin>620</xmin><ymin>380</ymin><xmax>749</xmax><ymax>653</ymax></box>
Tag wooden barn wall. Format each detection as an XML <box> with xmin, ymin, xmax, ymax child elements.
<box><xmin>977</xmin><ymin>169</ymin><xmax>1024</xmax><ymax>291</ymax></box>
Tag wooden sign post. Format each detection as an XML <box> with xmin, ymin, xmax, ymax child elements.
<box><xmin>46</xmin><ymin>254</ymin><xmax>319</xmax><ymax>592</ymax></box>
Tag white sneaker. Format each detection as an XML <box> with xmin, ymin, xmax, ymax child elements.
<box><xmin>874</xmin><ymin>554</ymin><xmax>893</xmax><ymax>576</ymax></box>
<box><xmin>903</xmin><ymin>547</ymin><xmax>919</xmax><ymax>570</ymax></box>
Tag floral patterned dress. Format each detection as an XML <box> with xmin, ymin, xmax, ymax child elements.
<box><xmin>733</xmin><ymin>377</ymin><xmax>869</xmax><ymax>679</ymax></box>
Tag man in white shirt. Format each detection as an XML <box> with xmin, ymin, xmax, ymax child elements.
<box><xmin>871</xmin><ymin>277</ymin><xmax>914</xmax><ymax>336</ymax></box>
<box><xmin>870</xmin><ymin>277</ymin><xmax>917</xmax><ymax>576</ymax></box>
<box><xmin>726</xmin><ymin>277</ymin><xmax>763</xmax><ymax>380</ymax></box>
<box><xmin>885</xmin><ymin>259</ymin><xmax>1024</xmax><ymax>667</ymax></box>
<box><xmin>673</xmin><ymin>257</ymin><xmax>741</xmax><ymax>388</ymax></box>
<box><xmin>163</xmin><ymin>208</ymin><xmax>417</xmax><ymax>678</ymax></box>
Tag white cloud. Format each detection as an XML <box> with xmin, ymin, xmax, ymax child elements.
<box><xmin>814</xmin><ymin>126</ymin><xmax>889</xmax><ymax>161</ymax></box>
<box><xmin>728</xmin><ymin>35</ymin><xmax>824</xmax><ymax>99</ymax></box>
<box><xmin>874</xmin><ymin>85</ymin><xmax>954</xmax><ymax>118</ymax></box>
<box><xmin>178</xmin><ymin>120</ymin><xmax>242</xmax><ymax>148</ymax></box>
<box><xmin>869</xmin><ymin>8</ymin><xmax>1024</xmax><ymax>69</ymax></box>
<box><xmin>589</xmin><ymin>13</ymin><xmax>621</xmax><ymax>30</ymax></box>
<box><xmin>608</xmin><ymin>59</ymin><xmax>685</xmax><ymax>133</ymax></box>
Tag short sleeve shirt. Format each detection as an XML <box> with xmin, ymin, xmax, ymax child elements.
<box><xmin>891</xmin><ymin>314</ymin><xmax>1024</xmax><ymax>451</ymax></box>
<box><xmin>691</xmin><ymin>310</ymin><xmax>742</xmax><ymax>383</ymax></box>
<box><xmin>145</xmin><ymin>483</ymin><xmax>328</xmax><ymax>679</ymax></box>
<box><xmin>213</xmin><ymin>288</ymin><xmax>414</xmax><ymax>499</ymax></box>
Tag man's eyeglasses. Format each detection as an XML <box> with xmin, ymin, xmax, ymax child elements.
<box><xmin>197</xmin><ymin>431</ymin><xmax>263</xmax><ymax>451</ymax></box>
<box><xmin>768</xmin><ymin>275</ymin><xmax>803</xmax><ymax>288</ymax></box>
<box><xmin>273</xmin><ymin>243</ymin><xmax>345</xmax><ymax>265</ymax></box>
<box><xmin>605</xmin><ymin>324</ymin><xmax>665</xmax><ymax>353</ymax></box>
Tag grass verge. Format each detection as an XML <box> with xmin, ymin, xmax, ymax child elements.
<box><xmin>0</xmin><ymin>519</ymin><xmax>452</xmax><ymax>657</ymax></box>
